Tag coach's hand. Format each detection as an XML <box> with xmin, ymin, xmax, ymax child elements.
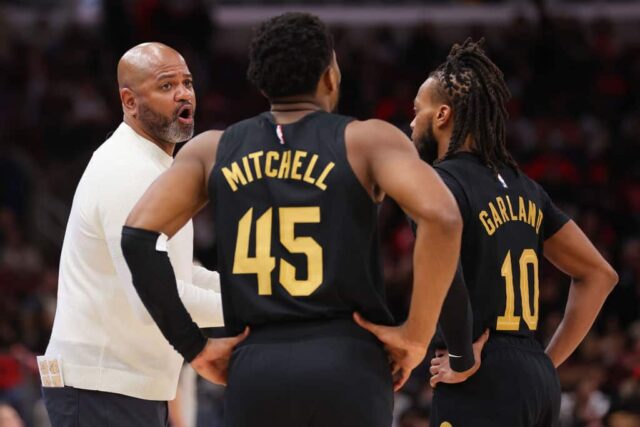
<box><xmin>353</xmin><ymin>312</ymin><xmax>427</xmax><ymax>392</ymax></box>
<box><xmin>429</xmin><ymin>329</ymin><xmax>489</xmax><ymax>388</ymax></box>
<box><xmin>190</xmin><ymin>327</ymin><xmax>249</xmax><ymax>386</ymax></box>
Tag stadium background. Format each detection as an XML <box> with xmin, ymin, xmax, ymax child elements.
<box><xmin>0</xmin><ymin>0</ymin><xmax>639</xmax><ymax>426</ymax></box>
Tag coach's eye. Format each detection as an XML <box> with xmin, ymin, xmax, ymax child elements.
<box><xmin>184</xmin><ymin>79</ymin><xmax>193</xmax><ymax>89</ymax></box>
<box><xmin>160</xmin><ymin>83</ymin><xmax>172</xmax><ymax>91</ymax></box>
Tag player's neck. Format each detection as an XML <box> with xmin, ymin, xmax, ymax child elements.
<box><xmin>459</xmin><ymin>135</ymin><xmax>475</xmax><ymax>153</ymax></box>
<box><xmin>438</xmin><ymin>134</ymin><xmax>474</xmax><ymax>160</ymax></box>
<box><xmin>269</xmin><ymin>98</ymin><xmax>324</xmax><ymax>125</ymax></box>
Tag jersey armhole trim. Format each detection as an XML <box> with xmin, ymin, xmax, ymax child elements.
<box><xmin>337</xmin><ymin>118</ymin><xmax>379</xmax><ymax>206</ymax></box>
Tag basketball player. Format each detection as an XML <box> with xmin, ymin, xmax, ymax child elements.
<box><xmin>121</xmin><ymin>13</ymin><xmax>462</xmax><ymax>427</ymax></box>
<box><xmin>408</xmin><ymin>39</ymin><xmax>617</xmax><ymax>426</ymax></box>
<box><xmin>41</xmin><ymin>43</ymin><xmax>233</xmax><ymax>427</ymax></box>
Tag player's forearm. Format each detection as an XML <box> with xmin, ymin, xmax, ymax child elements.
<box><xmin>405</xmin><ymin>213</ymin><xmax>462</xmax><ymax>347</ymax></box>
<box><xmin>121</xmin><ymin>226</ymin><xmax>207</xmax><ymax>362</ymax></box>
<box><xmin>545</xmin><ymin>273</ymin><xmax>616</xmax><ymax>367</ymax></box>
<box><xmin>438</xmin><ymin>264</ymin><xmax>475</xmax><ymax>371</ymax></box>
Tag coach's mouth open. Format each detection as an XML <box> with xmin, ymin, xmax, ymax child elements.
<box><xmin>177</xmin><ymin>105</ymin><xmax>194</xmax><ymax>125</ymax></box>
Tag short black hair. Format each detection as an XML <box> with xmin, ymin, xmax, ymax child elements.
<box><xmin>432</xmin><ymin>38</ymin><xmax>518</xmax><ymax>174</ymax></box>
<box><xmin>247</xmin><ymin>12</ymin><xmax>334</xmax><ymax>99</ymax></box>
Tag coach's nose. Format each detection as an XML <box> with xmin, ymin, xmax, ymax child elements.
<box><xmin>175</xmin><ymin>83</ymin><xmax>194</xmax><ymax>103</ymax></box>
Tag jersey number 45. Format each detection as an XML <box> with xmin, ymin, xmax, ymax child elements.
<box><xmin>233</xmin><ymin>207</ymin><xmax>322</xmax><ymax>297</ymax></box>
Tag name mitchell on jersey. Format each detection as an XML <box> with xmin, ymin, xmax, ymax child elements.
<box><xmin>222</xmin><ymin>150</ymin><xmax>336</xmax><ymax>192</ymax></box>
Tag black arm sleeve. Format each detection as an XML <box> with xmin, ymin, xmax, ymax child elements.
<box><xmin>409</xmin><ymin>220</ymin><xmax>474</xmax><ymax>371</ymax></box>
<box><xmin>437</xmin><ymin>263</ymin><xmax>475</xmax><ymax>371</ymax></box>
<box><xmin>433</xmin><ymin>166</ymin><xmax>476</xmax><ymax>371</ymax></box>
<box><xmin>121</xmin><ymin>226</ymin><xmax>207</xmax><ymax>362</ymax></box>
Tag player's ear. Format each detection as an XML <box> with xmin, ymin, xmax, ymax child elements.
<box><xmin>321</xmin><ymin>66</ymin><xmax>338</xmax><ymax>94</ymax></box>
<box><xmin>120</xmin><ymin>88</ymin><xmax>137</xmax><ymax>116</ymax></box>
<box><xmin>435</xmin><ymin>104</ymin><xmax>453</xmax><ymax>129</ymax></box>
<box><xmin>323</xmin><ymin>53</ymin><xmax>340</xmax><ymax>95</ymax></box>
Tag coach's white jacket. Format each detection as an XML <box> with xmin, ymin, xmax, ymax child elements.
<box><xmin>45</xmin><ymin>122</ymin><xmax>224</xmax><ymax>401</ymax></box>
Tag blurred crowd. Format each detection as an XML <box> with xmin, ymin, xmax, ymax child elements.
<box><xmin>0</xmin><ymin>1</ymin><xmax>639</xmax><ymax>426</ymax></box>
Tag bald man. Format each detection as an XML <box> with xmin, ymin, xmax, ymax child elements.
<box><xmin>40</xmin><ymin>43</ymin><xmax>228</xmax><ymax>427</ymax></box>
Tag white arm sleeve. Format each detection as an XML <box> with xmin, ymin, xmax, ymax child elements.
<box><xmin>176</xmin><ymin>280</ymin><xmax>224</xmax><ymax>327</ymax></box>
<box><xmin>191</xmin><ymin>265</ymin><xmax>221</xmax><ymax>292</ymax></box>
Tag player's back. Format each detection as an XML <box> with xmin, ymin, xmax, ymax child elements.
<box><xmin>435</xmin><ymin>152</ymin><xmax>568</xmax><ymax>339</ymax></box>
<box><xmin>209</xmin><ymin>111</ymin><xmax>393</xmax><ymax>334</ymax></box>
<box><xmin>431</xmin><ymin>152</ymin><xmax>567</xmax><ymax>427</ymax></box>
<box><xmin>208</xmin><ymin>111</ymin><xmax>395</xmax><ymax>427</ymax></box>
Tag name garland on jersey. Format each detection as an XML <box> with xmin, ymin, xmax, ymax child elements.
<box><xmin>222</xmin><ymin>150</ymin><xmax>335</xmax><ymax>192</ymax></box>
<box><xmin>479</xmin><ymin>195</ymin><xmax>543</xmax><ymax>236</ymax></box>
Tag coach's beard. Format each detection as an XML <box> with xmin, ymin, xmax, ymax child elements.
<box><xmin>139</xmin><ymin>103</ymin><xmax>194</xmax><ymax>144</ymax></box>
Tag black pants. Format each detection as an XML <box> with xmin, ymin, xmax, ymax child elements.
<box><xmin>224</xmin><ymin>318</ymin><xmax>394</xmax><ymax>427</ymax></box>
<box><xmin>42</xmin><ymin>386</ymin><xmax>168</xmax><ymax>427</ymax></box>
<box><xmin>431</xmin><ymin>333</ymin><xmax>561</xmax><ymax>427</ymax></box>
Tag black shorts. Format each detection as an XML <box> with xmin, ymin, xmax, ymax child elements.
<box><xmin>42</xmin><ymin>386</ymin><xmax>168</xmax><ymax>427</ymax></box>
<box><xmin>224</xmin><ymin>318</ymin><xmax>394</xmax><ymax>427</ymax></box>
<box><xmin>431</xmin><ymin>333</ymin><xmax>560</xmax><ymax>427</ymax></box>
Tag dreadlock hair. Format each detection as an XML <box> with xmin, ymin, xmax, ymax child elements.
<box><xmin>247</xmin><ymin>12</ymin><xmax>334</xmax><ymax>99</ymax></box>
<box><xmin>431</xmin><ymin>38</ymin><xmax>518</xmax><ymax>175</ymax></box>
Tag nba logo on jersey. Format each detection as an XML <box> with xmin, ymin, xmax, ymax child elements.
<box><xmin>276</xmin><ymin>124</ymin><xmax>286</xmax><ymax>145</ymax></box>
<box><xmin>498</xmin><ymin>173</ymin><xmax>508</xmax><ymax>189</ymax></box>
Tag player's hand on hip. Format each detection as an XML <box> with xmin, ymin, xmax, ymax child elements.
<box><xmin>429</xmin><ymin>329</ymin><xmax>489</xmax><ymax>388</ymax></box>
<box><xmin>190</xmin><ymin>327</ymin><xmax>249</xmax><ymax>386</ymax></box>
<box><xmin>353</xmin><ymin>312</ymin><xmax>427</xmax><ymax>392</ymax></box>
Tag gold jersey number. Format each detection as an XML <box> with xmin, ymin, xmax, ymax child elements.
<box><xmin>496</xmin><ymin>249</ymin><xmax>539</xmax><ymax>331</ymax></box>
<box><xmin>233</xmin><ymin>207</ymin><xmax>323</xmax><ymax>297</ymax></box>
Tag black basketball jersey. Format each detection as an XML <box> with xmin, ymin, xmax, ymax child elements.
<box><xmin>208</xmin><ymin>111</ymin><xmax>394</xmax><ymax>334</ymax></box>
<box><xmin>435</xmin><ymin>152</ymin><xmax>569</xmax><ymax>339</ymax></box>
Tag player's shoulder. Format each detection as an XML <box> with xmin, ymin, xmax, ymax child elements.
<box><xmin>517</xmin><ymin>170</ymin><xmax>551</xmax><ymax>200</ymax></box>
<box><xmin>347</xmin><ymin>118</ymin><xmax>402</xmax><ymax>134</ymax></box>
<box><xmin>346</xmin><ymin>119</ymin><xmax>413</xmax><ymax>150</ymax></box>
<box><xmin>179</xmin><ymin>130</ymin><xmax>223</xmax><ymax>157</ymax></box>
<box><xmin>175</xmin><ymin>130</ymin><xmax>224</xmax><ymax>179</ymax></box>
<box><xmin>433</xmin><ymin>155</ymin><xmax>482</xmax><ymax>194</ymax></box>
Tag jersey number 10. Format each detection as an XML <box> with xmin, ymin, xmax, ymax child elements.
<box><xmin>496</xmin><ymin>249</ymin><xmax>539</xmax><ymax>331</ymax></box>
<box><xmin>233</xmin><ymin>207</ymin><xmax>323</xmax><ymax>297</ymax></box>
